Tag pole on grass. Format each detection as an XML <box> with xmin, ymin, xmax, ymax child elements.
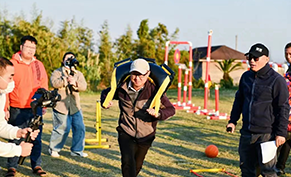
<box><xmin>183</xmin><ymin>69</ymin><xmax>188</xmax><ymax>106</ymax></box>
<box><xmin>177</xmin><ymin>65</ymin><xmax>182</xmax><ymax>106</ymax></box>
<box><xmin>164</xmin><ymin>41</ymin><xmax>193</xmax><ymax>105</ymax></box>
<box><xmin>215</xmin><ymin>84</ymin><xmax>219</xmax><ymax>116</ymax></box>
<box><xmin>204</xmin><ymin>30</ymin><xmax>213</xmax><ymax>110</ymax></box>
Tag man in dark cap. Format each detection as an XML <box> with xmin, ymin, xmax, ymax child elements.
<box><xmin>226</xmin><ymin>43</ymin><xmax>289</xmax><ymax>177</ymax></box>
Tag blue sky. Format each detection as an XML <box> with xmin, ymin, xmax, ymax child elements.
<box><xmin>1</xmin><ymin>0</ymin><xmax>290</xmax><ymax>63</ymax></box>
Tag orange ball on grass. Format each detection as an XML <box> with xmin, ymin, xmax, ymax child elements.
<box><xmin>205</xmin><ymin>144</ymin><xmax>219</xmax><ymax>158</ymax></box>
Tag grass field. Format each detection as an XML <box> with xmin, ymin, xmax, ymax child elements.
<box><xmin>0</xmin><ymin>88</ymin><xmax>291</xmax><ymax>177</ymax></box>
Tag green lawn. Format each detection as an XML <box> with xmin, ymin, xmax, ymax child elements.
<box><xmin>0</xmin><ymin>89</ymin><xmax>290</xmax><ymax>177</ymax></box>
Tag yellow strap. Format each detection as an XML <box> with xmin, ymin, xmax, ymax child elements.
<box><xmin>161</xmin><ymin>65</ymin><xmax>171</xmax><ymax>75</ymax></box>
<box><xmin>102</xmin><ymin>68</ymin><xmax>117</xmax><ymax>108</ymax></box>
<box><xmin>190</xmin><ymin>168</ymin><xmax>225</xmax><ymax>173</ymax></box>
<box><xmin>122</xmin><ymin>75</ymin><xmax>131</xmax><ymax>84</ymax></box>
<box><xmin>149</xmin><ymin>76</ymin><xmax>170</xmax><ymax>115</ymax></box>
<box><xmin>115</xmin><ymin>59</ymin><xmax>131</xmax><ymax>67</ymax></box>
<box><xmin>147</xmin><ymin>77</ymin><xmax>156</xmax><ymax>85</ymax></box>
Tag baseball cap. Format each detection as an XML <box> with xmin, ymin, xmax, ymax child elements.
<box><xmin>130</xmin><ymin>59</ymin><xmax>149</xmax><ymax>75</ymax></box>
<box><xmin>245</xmin><ymin>43</ymin><xmax>269</xmax><ymax>58</ymax></box>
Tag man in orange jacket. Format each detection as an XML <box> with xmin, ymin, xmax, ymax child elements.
<box><xmin>6</xmin><ymin>36</ymin><xmax>48</xmax><ymax>177</ymax></box>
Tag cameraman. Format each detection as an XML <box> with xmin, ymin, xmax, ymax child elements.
<box><xmin>0</xmin><ymin>57</ymin><xmax>39</xmax><ymax>158</ymax></box>
<box><xmin>48</xmin><ymin>52</ymin><xmax>88</xmax><ymax>157</ymax></box>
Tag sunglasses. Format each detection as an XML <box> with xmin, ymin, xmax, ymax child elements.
<box><xmin>131</xmin><ymin>71</ymin><xmax>149</xmax><ymax>79</ymax></box>
<box><xmin>247</xmin><ymin>55</ymin><xmax>260</xmax><ymax>62</ymax></box>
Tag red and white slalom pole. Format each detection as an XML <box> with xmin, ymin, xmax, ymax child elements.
<box><xmin>173</xmin><ymin>64</ymin><xmax>192</xmax><ymax>110</ymax></box>
<box><xmin>183</xmin><ymin>69</ymin><xmax>188</xmax><ymax>107</ymax></box>
<box><xmin>177</xmin><ymin>65</ymin><xmax>182</xmax><ymax>106</ymax></box>
<box><xmin>164</xmin><ymin>41</ymin><xmax>170</xmax><ymax>65</ymax></box>
<box><xmin>207</xmin><ymin>85</ymin><xmax>230</xmax><ymax>120</ymax></box>
<box><xmin>215</xmin><ymin>85</ymin><xmax>219</xmax><ymax>115</ymax></box>
<box><xmin>164</xmin><ymin>41</ymin><xmax>194</xmax><ymax>107</ymax></box>
<box><xmin>188</xmin><ymin>44</ymin><xmax>193</xmax><ymax>106</ymax></box>
<box><xmin>201</xmin><ymin>30</ymin><xmax>213</xmax><ymax>114</ymax></box>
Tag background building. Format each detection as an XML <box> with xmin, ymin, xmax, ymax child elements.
<box><xmin>192</xmin><ymin>45</ymin><xmax>285</xmax><ymax>85</ymax></box>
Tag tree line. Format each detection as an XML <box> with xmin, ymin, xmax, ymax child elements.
<box><xmin>0</xmin><ymin>9</ymin><xmax>193</xmax><ymax>91</ymax></box>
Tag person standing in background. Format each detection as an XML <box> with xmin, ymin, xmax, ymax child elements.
<box><xmin>275</xmin><ymin>42</ymin><xmax>291</xmax><ymax>176</ymax></box>
<box><xmin>226</xmin><ymin>43</ymin><xmax>289</xmax><ymax>177</ymax></box>
<box><xmin>6</xmin><ymin>35</ymin><xmax>48</xmax><ymax>177</ymax></box>
<box><xmin>48</xmin><ymin>52</ymin><xmax>88</xmax><ymax>158</ymax></box>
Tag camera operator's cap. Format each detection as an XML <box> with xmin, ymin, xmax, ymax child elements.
<box><xmin>130</xmin><ymin>59</ymin><xmax>149</xmax><ymax>75</ymax></box>
<box><xmin>245</xmin><ymin>43</ymin><xmax>269</xmax><ymax>58</ymax></box>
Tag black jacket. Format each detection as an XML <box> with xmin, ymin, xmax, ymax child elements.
<box><xmin>229</xmin><ymin>64</ymin><xmax>289</xmax><ymax>137</ymax></box>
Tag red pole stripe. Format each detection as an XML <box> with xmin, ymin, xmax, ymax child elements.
<box><xmin>204</xmin><ymin>30</ymin><xmax>213</xmax><ymax>109</ymax></box>
<box><xmin>215</xmin><ymin>85</ymin><xmax>219</xmax><ymax>112</ymax></box>
<box><xmin>223</xmin><ymin>170</ymin><xmax>238</xmax><ymax>177</ymax></box>
<box><xmin>177</xmin><ymin>66</ymin><xmax>182</xmax><ymax>105</ymax></box>
<box><xmin>188</xmin><ymin>44</ymin><xmax>193</xmax><ymax>104</ymax></box>
<box><xmin>183</xmin><ymin>70</ymin><xmax>188</xmax><ymax>105</ymax></box>
<box><xmin>164</xmin><ymin>45</ymin><xmax>169</xmax><ymax>65</ymax></box>
<box><xmin>169</xmin><ymin>41</ymin><xmax>192</xmax><ymax>45</ymax></box>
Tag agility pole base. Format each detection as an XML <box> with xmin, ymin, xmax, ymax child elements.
<box><xmin>193</xmin><ymin>109</ymin><xmax>215</xmax><ymax>115</ymax></box>
<box><xmin>190</xmin><ymin>108</ymin><xmax>230</xmax><ymax>120</ymax></box>
<box><xmin>186</xmin><ymin>106</ymin><xmax>201</xmax><ymax>113</ymax></box>
<box><xmin>207</xmin><ymin>114</ymin><xmax>230</xmax><ymax>120</ymax></box>
<box><xmin>85</xmin><ymin>100</ymin><xmax>110</xmax><ymax>149</ymax></box>
<box><xmin>173</xmin><ymin>102</ymin><xmax>199</xmax><ymax>111</ymax></box>
<box><xmin>85</xmin><ymin>139</ymin><xmax>110</xmax><ymax>149</ymax></box>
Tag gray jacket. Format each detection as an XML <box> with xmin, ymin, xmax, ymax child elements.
<box><xmin>50</xmin><ymin>67</ymin><xmax>87</xmax><ymax>115</ymax></box>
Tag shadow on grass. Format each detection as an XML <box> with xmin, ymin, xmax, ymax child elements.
<box><xmin>0</xmin><ymin>132</ymin><xmax>120</xmax><ymax>177</ymax></box>
<box><xmin>0</xmin><ymin>89</ymin><xmax>244</xmax><ymax>177</ymax></box>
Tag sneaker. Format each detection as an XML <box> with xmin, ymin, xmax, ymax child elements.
<box><xmin>70</xmin><ymin>151</ymin><xmax>88</xmax><ymax>157</ymax></box>
<box><xmin>5</xmin><ymin>168</ymin><xmax>16</xmax><ymax>177</ymax></box>
<box><xmin>275</xmin><ymin>168</ymin><xmax>285</xmax><ymax>176</ymax></box>
<box><xmin>48</xmin><ymin>148</ymin><xmax>60</xmax><ymax>158</ymax></box>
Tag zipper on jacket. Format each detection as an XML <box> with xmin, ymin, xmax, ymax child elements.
<box><xmin>248</xmin><ymin>74</ymin><xmax>256</xmax><ymax>130</ymax></box>
<box><xmin>130</xmin><ymin>91</ymin><xmax>139</xmax><ymax>139</ymax></box>
<box><xmin>133</xmin><ymin>90</ymin><xmax>144</xmax><ymax>139</ymax></box>
<box><xmin>134</xmin><ymin>115</ymin><xmax>138</xmax><ymax>139</ymax></box>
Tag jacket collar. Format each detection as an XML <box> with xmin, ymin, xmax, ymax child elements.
<box><xmin>121</xmin><ymin>79</ymin><xmax>150</xmax><ymax>92</ymax></box>
<box><xmin>128</xmin><ymin>81</ymin><xmax>144</xmax><ymax>92</ymax></box>
<box><xmin>251</xmin><ymin>63</ymin><xmax>271</xmax><ymax>77</ymax></box>
<box><xmin>12</xmin><ymin>51</ymin><xmax>36</xmax><ymax>64</ymax></box>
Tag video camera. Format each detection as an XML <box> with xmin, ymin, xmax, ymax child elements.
<box><xmin>65</xmin><ymin>56</ymin><xmax>80</xmax><ymax>94</ymax></box>
<box><xmin>31</xmin><ymin>88</ymin><xmax>61</xmax><ymax>115</ymax></box>
<box><xmin>18</xmin><ymin>88</ymin><xmax>61</xmax><ymax>165</ymax></box>
<box><xmin>65</xmin><ymin>56</ymin><xmax>79</xmax><ymax>76</ymax></box>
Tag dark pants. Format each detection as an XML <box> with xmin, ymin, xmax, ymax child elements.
<box><xmin>276</xmin><ymin>132</ymin><xmax>291</xmax><ymax>170</ymax></box>
<box><xmin>117</xmin><ymin>127</ymin><xmax>154</xmax><ymax>177</ymax></box>
<box><xmin>7</xmin><ymin>107</ymin><xmax>43</xmax><ymax>170</ymax></box>
<box><xmin>239</xmin><ymin>130</ymin><xmax>277</xmax><ymax>177</ymax></box>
